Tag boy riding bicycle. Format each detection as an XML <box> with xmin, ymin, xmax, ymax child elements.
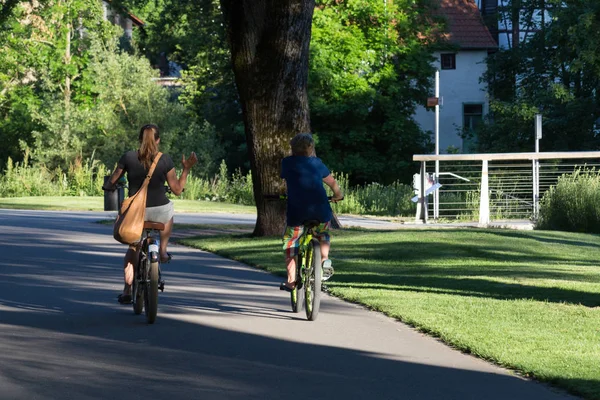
<box><xmin>280</xmin><ymin>133</ymin><xmax>344</xmax><ymax>292</ymax></box>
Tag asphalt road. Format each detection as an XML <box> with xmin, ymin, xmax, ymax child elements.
<box><xmin>0</xmin><ymin>209</ymin><xmax>575</xmax><ymax>400</ymax></box>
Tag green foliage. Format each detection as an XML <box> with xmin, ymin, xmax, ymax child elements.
<box><xmin>30</xmin><ymin>29</ymin><xmax>217</xmax><ymax>171</ymax></box>
<box><xmin>177</xmin><ymin>160</ymin><xmax>254</xmax><ymax>205</ymax></box>
<box><xmin>439</xmin><ymin>183</ymin><xmax>532</xmax><ymax>222</ymax></box>
<box><xmin>167</xmin><ymin>120</ymin><xmax>224</xmax><ymax>178</ymax></box>
<box><xmin>0</xmin><ymin>157</ymin><xmax>418</xmax><ymax>216</ymax></box>
<box><xmin>310</xmin><ymin>0</ymin><xmax>436</xmax><ymax>185</ymax></box>
<box><xmin>329</xmin><ymin>173</ymin><xmax>415</xmax><ymax>216</ymax></box>
<box><xmin>474</xmin><ymin>0</ymin><xmax>600</xmax><ymax>152</ymax></box>
<box><xmin>127</xmin><ymin>0</ymin><xmax>437</xmax><ymax>184</ymax></box>
<box><xmin>0</xmin><ymin>86</ymin><xmax>41</xmax><ymax>165</ymax></box>
<box><xmin>465</xmin><ymin>100</ymin><xmax>540</xmax><ymax>153</ymax></box>
<box><xmin>0</xmin><ymin>1</ymin><xmax>222</xmax><ymax>177</ymax></box>
<box><xmin>123</xmin><ymin>0</ymin><xmax>248</xmax><ymax>172</ymax></box>
<box><xmin>0</xmin><ymin>152</ymin><xmax>106</xmax><ymax>197</ymax></box>
<box><xmin>537</xmin><ymin>168</ymin><xmax>600</xmax><ymax>233</ymax></box>
<box><xmin>65</xmin><ymin>156</ymin><xmax>108</xmax><ymax>196</ymax></box>
<box><xmin>0</xmin><ymin>0</ymin><xmax>109</xmax><ymax>166</ymax></box>
<box><xmin>0</xmin><ymin>154</ymin><xmax>60</xmax><ymax>197</ymax></box>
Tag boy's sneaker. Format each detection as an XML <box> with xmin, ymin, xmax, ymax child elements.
<box><xmin>322</xmin><ymin>259</ymin><xmax>334</xmax><ymax>281</ymax></box>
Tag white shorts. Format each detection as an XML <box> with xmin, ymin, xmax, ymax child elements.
<box><xmin>145</xmin><ymin>201</ymin><xmax>174</xmax><ymax>224</ymax></box>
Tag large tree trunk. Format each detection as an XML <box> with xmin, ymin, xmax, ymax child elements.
<box><xmin>220</xmin><ymin>0</ymin><xmax>315</xmax><ymax>236</ymax></box>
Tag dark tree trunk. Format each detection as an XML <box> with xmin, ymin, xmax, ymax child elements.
<box><xmin>220</xmin><ymin>0</ymin><xmax>315</xmax><ymax>236</ymax></box>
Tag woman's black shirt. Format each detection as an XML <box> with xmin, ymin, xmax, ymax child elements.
<box><xmin>117</xmin><ymin>151</ymin><xmax>175</xmax><ymax>207</ymax></box>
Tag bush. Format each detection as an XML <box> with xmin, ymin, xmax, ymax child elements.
<box><xmin>65</xmin><ymin>156</ymin><xmax>107</xmax><ymax>197</ymax></box>
<box><xmin>175</xmin><ymin>160</ymin><xmax>254</xmax><ymax>206</ymax></box>
<box><xmin>536</xmin><ymin>168</ymin><xmax>600</xmax><ymax>233</ymax></box>
<box><xmin>0</xmin><ymin>154</ymin><xmax>416</xmax><ymax>217</ymax></box>
<box><xmin>0</xmin><ymin>154</ymin><xmax>61</xmax><ymax>197</ymax></box>
<box><xmin>0</xmin><ymin>153</ymin><xmax>107</xmax><ymax>198</ymax></box>
<box><xmin>329</xmin><ymin>173</ymin><xmax>415</xmax><ymax>217</ymax></box>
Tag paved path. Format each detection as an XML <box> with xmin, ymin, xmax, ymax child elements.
<box><xmin>0</xmin><ymin>209</ymin><xmax>573</xmax><ymax>400</ymax></box>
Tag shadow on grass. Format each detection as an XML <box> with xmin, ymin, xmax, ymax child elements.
<box><xmin>333</xmin><ymin>231</ymin><xmax>600</xmax><ymax>307</ymax></box>
<box><xmin>183</xmin><ymin>230</ymin><xmax>600</xmax><ymax>308</ymax></box>
<box><xmin>484</xmin><ymin>229</ymin><xmax>600</xmax><ymax>249</ymax></box>
<box><xmin>332</xmin><ymin>273</ymin><xmax>600</xmax><ymax>307</ymax></box>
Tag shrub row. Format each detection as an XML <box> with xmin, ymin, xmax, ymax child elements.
<box><xmin>0</xmin><ymin>157</ymin><xmax>417</xmax><ymax>217</ymax></box>
<box><xmin>537</xmin><ymin>168</ymin><xmax>600</xmax><ymax>233</ymax></box>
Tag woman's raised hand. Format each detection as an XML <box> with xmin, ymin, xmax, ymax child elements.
<box><xmin>181</xmin><ymin>152</ymin><xmax>198</xmax><ymax>170</ymax></box>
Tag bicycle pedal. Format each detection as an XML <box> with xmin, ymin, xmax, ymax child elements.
<box><xmin>322</xmin><ymin>259</ymin><xmax>334</xmax><ymax>281</ymax></box>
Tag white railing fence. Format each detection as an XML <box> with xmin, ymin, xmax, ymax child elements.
<box><xmin>413</xmin><ymin>152</ymin><xmax>600</xmax><ymax>225</ymax></box>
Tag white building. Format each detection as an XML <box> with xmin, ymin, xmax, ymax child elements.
<box><xmin>101</xmin><ymin>0</ymin><xmax>144</xmax><ymax>39</ymax></box>
<box><xmin>479</xmin><ymin>0</ymin><xmax>547</xmax><ymax>50</ymax></box>
<box><xmin>413</xmin><ymin>0</ymin><xmax>497</xmax><ymax>153</ymax></box>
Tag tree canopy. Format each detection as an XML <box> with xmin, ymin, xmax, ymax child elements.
<box><xmin>309</xmin><ymin>0</ymin><xmax>435</xmax><ymax>184</ymax></box>
<box><xmin>0</xmin><ymin>0</ymin><xmax>219</xmax><ymax>174</ymax></box>
<box><xmin>121</xmin><ymin>0</ymin><xmax>437</xmax><ymax>186</ymax></box>
<box><xmin>473</xmin><ymin>0</ymin><xmax>600</xmax><ymax>153</ymax></box>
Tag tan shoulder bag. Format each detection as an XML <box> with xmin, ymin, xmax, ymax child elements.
<box><xmin>113</xmin><ymin>152</ymin><xmax>163</xmax><ymax>245</ymax></box>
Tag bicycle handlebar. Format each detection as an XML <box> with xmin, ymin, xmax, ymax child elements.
<box><xmin>102</xmin><ymin>183</ymin><xmax>126</xmax><ymax>191</ymax></box>
<box><xmin>264</xmin><ymin>194</ymin><xmax>344</xmax><ymax>202</ymax></box>
<box><xmin>103</xmin><ymin>184</ymin><xmax>184</xmax><ymax>193</ymax></box>
<box><xmin>102</xmin><ymin>176</ymin><xmax>127</xmax><ymax>191</ymax></box>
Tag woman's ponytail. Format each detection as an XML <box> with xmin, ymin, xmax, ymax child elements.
<box><xmin>138</xmin><ymin>124</ymin><xmax>159</xmax><ymax>170</ymax></box>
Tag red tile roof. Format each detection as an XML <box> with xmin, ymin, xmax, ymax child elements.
<box><xmin>104</xmin><ymin>0</ymin><xmax>144</xmax><ymax>27</ymax></box>
<box><xmin>437</xmin><ymin>0</ymin><xmax>497</xmax><ymax>49</ymax></box>
<box><xmin>127</xmin><ymin>12</ymin><xmax>144</xmax><ymax>27</ymax></box>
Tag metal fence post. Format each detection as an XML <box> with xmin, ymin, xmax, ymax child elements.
<box><xmin>535</xmin><ymin>159</ymin><xmax>540</xmax><ymax>217</ymax></box>
<box><xmin>420</xmin><ymin>161</ymin><xmax>428</xmax><ymax>223</ymax></box>
<box><xmin>531</xmin><ymin>160</ymin><xmax>540</xmax><ymax>219</ymax></box>
<box><xmin>534</xmin><ymin>114</ymin><xmax>542</xmax><ymax>219</ymax></box>
<box><xmin>479</xmin><ymin>160</ymin><xmax>490</xmax><ymax>226</ymax></box>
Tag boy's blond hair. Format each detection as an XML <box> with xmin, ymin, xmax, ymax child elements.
<box><xmin>290</xmin><ymin>133</ymin><xmax>314</xmax><ymax>156</ymax></box>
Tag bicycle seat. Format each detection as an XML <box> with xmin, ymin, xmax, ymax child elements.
<box><xmin>303</xmin><ymin>220</ymin><xmax>321</xmax><ymax>229</ymax></box>
<box><xmin>144</xmin><ymin>221</ymin><xmax>165</xmax><ymax>231</ymax></box>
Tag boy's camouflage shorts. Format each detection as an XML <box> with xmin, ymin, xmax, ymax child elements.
<box><xmin>282</xmin><ymin>221</ymin><xmax>331</xmax><ymax>259</ymax></box>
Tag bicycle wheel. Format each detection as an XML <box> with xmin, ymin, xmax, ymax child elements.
<box><xmin>304</xmin><ymin>239</ymin><xmax>322</xmax><ymax>321</ymax></box>
<box><xmin>132</xmin><ymin>252</ymin><xmax>144</xmax><ymax>315</ymax></box>
<box><xmin>291</xmin><ymin>260</ymin><xmax>305</xmax><ymax>313</ymax></box>
<box><xmin>144</xmin><ymin>258</ymin><xmax>159</xmax><ymax>324</ymax></box>
<box><xmin>132</xmin><ymin>277</ymin><xmax>144</xmax><ymax>315</ymax></box>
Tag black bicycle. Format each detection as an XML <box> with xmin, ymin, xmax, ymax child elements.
<box><xmin>132</xmin><ymin>221</ymin><xmax>165</xmax><ymax>324</ymax></box>
<box><xmin>109</xmin><ymin>181</ymin><xmax>167</xmax><ymax>324</ymax></box>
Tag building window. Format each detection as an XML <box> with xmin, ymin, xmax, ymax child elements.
<box><xmin>463</xmin><ymin>104</ymin><xmax>484</xmax><ymax>132</ymax></box>
<box><xmin>441</xmin><ymin>53</ymin><xmax>456</xmax><ymax>70</ymax></box>
<box><xmin>462</xmin><ymin>104</ymin><xmax>484</xmax><ymax>152</ymax></box>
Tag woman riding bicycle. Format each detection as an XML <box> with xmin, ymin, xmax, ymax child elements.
<box><xmin>103</xmin><ymin>124</ymin><xmax>197</xmax><ymax>304</ymax></box>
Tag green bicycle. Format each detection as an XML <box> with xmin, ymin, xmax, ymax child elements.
<box><xmin>289</xmin><ymin>219</ymin><xmax>323</xmax><ymax>321</ymax></box>
<box><xmin>266</xmin><ymin>195</ymin><xmax>339</xmax><ymax>321</ymax></box>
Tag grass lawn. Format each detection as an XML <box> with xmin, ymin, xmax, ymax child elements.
<box><xmin>0</xmin><ymin>196</ymin><xmax>255</xmax><ymax>213</ymax></box>
<box><xmin>180</xmin><ymin>228</ymin><xmax>600</xmax><ymax>400</ymax></box>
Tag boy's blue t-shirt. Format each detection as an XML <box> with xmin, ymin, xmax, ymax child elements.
<box><xmin>281</xmin><ymin>156</ymin><xmax>332</xmax><ymax>226</ymax></box>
